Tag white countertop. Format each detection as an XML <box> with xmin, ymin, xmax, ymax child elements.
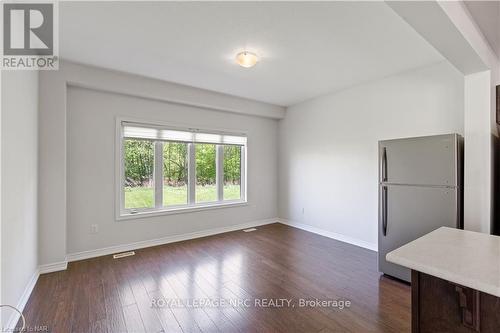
<box><xmin>386</xmin><ymin>227</ymin><xmax>500</xmax><ymax>297</ymax></box>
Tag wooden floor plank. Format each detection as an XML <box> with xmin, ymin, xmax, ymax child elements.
<box><xmin>101</xmin><ymin>259</ymin><xmax>128</xmax><ymax>333</ymax></box>
<box><xmin>122</xmin><ymin>303</ymin><xmax>146</xmax><ymax>333</ymax></box>
<box><xmin>18</xmin><ymin>223</ymin><xmax>410</xmax><ymax>332</ymax></box>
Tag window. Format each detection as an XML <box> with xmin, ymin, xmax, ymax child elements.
<box><xmin>223</xmin><ymin>145</ymin><xmax>241</xmax><ymax>200</ymax></box>
<box><xmin>119</xmin><ymin>121</ymin><xmax>246</xmax><ymax>217</ymax></box>
<box><xmin>124</xmin><ymin>139</ymin><xmax>154</xmax><ymax>209</ymax></box>
<box><xmin>163</xmin><ymin>142</ymin><xmax>188</xmax><ymax>206</ymax></box>
<box><xmin>195</xmin><ymin>144</ymin><xmax>217</xmax><ymax>203</ymax></box>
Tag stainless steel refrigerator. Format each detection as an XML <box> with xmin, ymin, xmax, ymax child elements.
<box><xmin>378</xmin><ymin>134</ymin><xmax>463</xmax><ymax>282</ymax></box>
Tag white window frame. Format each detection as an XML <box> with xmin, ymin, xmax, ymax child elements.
<box><xmin>115</xmin><ymin>118</ymin><xmax>247</xmax><ymax>220</ymax></box>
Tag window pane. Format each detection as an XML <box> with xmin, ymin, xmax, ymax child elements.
<box><xmin>124</xmin><ymin>139</ymin><xmax>154</xmax><ymax>209</ymax></box>
<box><xmin>223</xmin><ymin>145</ymin><xmax>241</xmax><ymax>200</ymax></box>
<box><xmin>163</xmin><ymin>142</ymin><xmax>188</xmax><ymax>206</ymax></box>
<box><xmin>195</xmin><ymin>144</ymin><xmax>217</xmax><ymax>203</ymax></box>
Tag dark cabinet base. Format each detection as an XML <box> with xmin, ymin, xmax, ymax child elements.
<box><xmin>412</xmin><ymin>270</ymin><xmax>500</xmax><ymax>333</ymax></box>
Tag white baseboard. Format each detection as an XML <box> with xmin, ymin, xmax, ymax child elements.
<box><xmin>66</xmin><ymin>217</ymin><xmax>279</xmax><ymax>262</ymax></box>
<box><xmin>278</xmin><ymin>218</ymin><xmax>378</xmax><ymax>252</ymax></box>
<box><xmin>38</xmin><ymin>261</ymin><xmax>68</xmax><ymax>274</ymax></box>
<box><xmin>4</xmin><ymin>269</ymin><xmax>39</xmax><ymax>331</ymax></box>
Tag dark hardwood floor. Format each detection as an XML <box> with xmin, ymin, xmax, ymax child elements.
<box><xmin>19</xmin><ymin>223</ymin><xmax>410</xmax><ymax>332</ymax></box>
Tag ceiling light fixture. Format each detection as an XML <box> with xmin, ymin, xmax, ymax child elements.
<box><xmin>235</xmin><ymin>51</ymin><xmax>259</xmax><ymax>68</ymax></box>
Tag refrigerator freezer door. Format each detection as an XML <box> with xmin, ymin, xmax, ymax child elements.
<box><xmin>378</xmin><ymin>185</ymin><xmax>458</xmax><ymax>282</ymax></box>
<box><xmin>379</xmin><ymin>134</ymin><xmax>458</xmax><ymax>186</ymax></box>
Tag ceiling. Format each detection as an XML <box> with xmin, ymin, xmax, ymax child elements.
<box><xmin>465</xmin><ymin>1</ymin><xmax>500</xmax><ymax>59</ymax></box>
<box><xmin>60</xmin><ymin>2</ymin><xmax>444</xmax><ymax>107</ymax></box>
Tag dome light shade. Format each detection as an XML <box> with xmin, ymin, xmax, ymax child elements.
<box><xmin>235</xmin><ymin>51</ymin><xmax>259</xmax><ymax>68</ymax></box>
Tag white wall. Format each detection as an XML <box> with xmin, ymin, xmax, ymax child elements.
<box><xmin>278</xmin><ymin>61</ymin><xmax>464</xmax><ymax>249</ymax></box>
<box><xmin>389</xmin><ymin>0</ymin><xmax>500</xmax><ymax>235</ymax></box>
<box><xmin>66</xmin><ymin>86</ymin><xmax>278</xmax><ymax>254</ymax></box>
<box><xmin>1</xmin><ymin>71</ymin><xmax>39</xmax><ymax>325</ymax></box>
<box><xmin>38</xmin><ymin>61</ymin><xmax>282</xmax><ymax>265</ymax></box>
<box><xmin>464</xmin><ymin>71</ymin><xmax>493</xmax><ymax>233</ymax></box>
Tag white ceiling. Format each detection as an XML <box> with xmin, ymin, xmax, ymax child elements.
<box><xmin>465</xmin><ymin>1</ymin><xmax>500</xmax><ymax>58</ymax></box>
<box><xmin>60</xmin><ymin>2</ymin><xmax>444</xmax><ymax>107</ymax></box>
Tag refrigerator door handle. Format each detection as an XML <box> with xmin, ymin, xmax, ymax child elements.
<box><xmin>382</xmin><ymin>147</ymin><xmax>388</xmax><ymax>182</ymax></box>
<box><xmin>382</xmin><ymin>186</ymin><xmax>388</xmax><ymax>236</ymax></box>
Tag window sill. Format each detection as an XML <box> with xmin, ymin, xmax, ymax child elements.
<box><xmin>117</xmin><ymin>200</ymin><xmax>248</xmax><ymax>221</ymax></box>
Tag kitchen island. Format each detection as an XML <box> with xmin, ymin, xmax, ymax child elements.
<box><xmin>386</xmin><ymin>227</ymin><xmax>500</xmax><ymax>332</ymax></box>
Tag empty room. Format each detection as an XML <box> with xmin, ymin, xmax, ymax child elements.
<box><xmin>1</xmin><ymin>1</ymin><xmax>500</xmax><ymax>332</ymax></box>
